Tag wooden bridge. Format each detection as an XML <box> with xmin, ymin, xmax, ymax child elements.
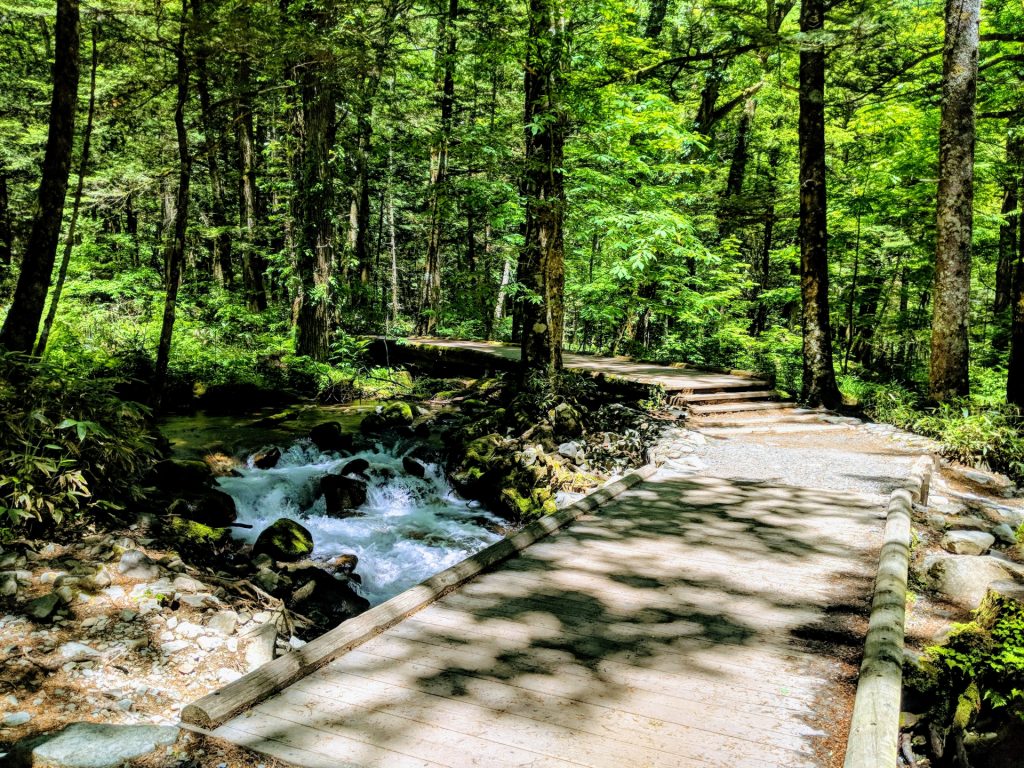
<box><xmin>184</xmin><ymin>343</ymin><xmax>892</xmax><ymax>768</ymax></box>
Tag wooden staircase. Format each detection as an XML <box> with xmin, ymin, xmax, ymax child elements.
<box><xmin>669</xmin><ymin>382</ymin><xmax>859</xmax><ymax>436</ymax></box>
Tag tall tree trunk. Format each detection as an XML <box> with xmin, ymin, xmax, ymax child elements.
<box><xmin>154</xmin><ymin>0</ymin><xmax>191</xmax><ymax>404</ymax></box>
<box><xmin>194</xmin><ymin>0</ymin><xmax>232</xmax><ymax>287</ymax></box>
<box><xmin>644</xmin><ymin>0</ymin><xmax>668</xmax><ymax>39</ymax></box>
<box><xmin>292</xmin><ymin>69</ymin><xmax>336</xmax><ymax>360</ymax></box>
<box><xmin>751</xmin><ymin>137</ymin><xmax>780</xmax><ymax>336</ymax></box>
<box><xmin>236</xmin><ymin>36</ymin><xmax>267</xmax><ymax>311</ymax></box>
<box><xmin>930</xmin><ymin>0</ymin><xmax>981</xmax><ymax>402</ymax></box>
<box><xmin>518</xmin><ymin>0</ymin><xmax>567</xmax><ymax>385</ymax></box>
<box><xmin>797</xmin><ymin>0</ymin><xmax>841</xmax><ymax>407</ymax></box>
<box><xmin>416</xmin><ymin>0</ymin><xmax>458</xmax><ymax>336</ymax></box>
<box><xmin>719</xmin><ymin>97</ymin><xmax>755</xmax><ymax>240</ymax></box>
<box><xmin>36</xmin><ymin>25</ymin><xmax>98</xmax><ymax>357</ymax></box>
<box><xmin>388</xmin><ymin>187</ymin><xmax>400</xmax><ymax>323</ymax></box>
<box><xmin>0</xmin><ymin>167</ymin><xmax>11</xmax><ymax>274</ymax></box>
<box><xmin>0</xmin><ymin>0</ymin><xmax>80</xmax><ymax>353</ymax></box>
<box><xmin>995</xmin><ymin>117</ymin><xmax>1020</xmax><ymax>318</ymax></box>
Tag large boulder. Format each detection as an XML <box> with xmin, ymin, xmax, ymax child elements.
<box><xmin>402</xmin><ymin>457</ymin><xmax>426</xmax><ymax>478</ymax></box>
<box><xmin>252</xmin><ymin>447</ymin><xmax>281</xmax><ymax>469</ymax></box>
<box><xmin>926</xmin><ymin>555</ymin><xmax>1015</xmax><ymax>609</ymax></box>
<box><xmin>284</xmin><ymin>563</ymin><xmax>369</xmax><ymax>634</ymax></box>
<box><xmin>360</xmin><ymin>401</ymin><xmax>415</xmax><ymax>434</ymax></box>
<box><xmin>151</xmin><ymin>459</ymin><xmax>215</xmax><ymax>496</ymax></box>
<box><xmin>449</xmin><ymin>433</ymin><xmax>506</xmax><ymax>493</ymax></box>
<box><xmin>309</xmin><ymin>422</ymin><xmax>354</xmax><ymax>454</ymax></box>
<box><xmin>319</xmin><ymin>475</ymin><xmax>368</xmax><ymax>517</ymax></box>
<box><xmin>168</xmin><ymin>489</ymin><xmax>237</xmax><ymax>527</ymax></box>
<box><xmin>8</xmin><ymin>722</ymin><xmax>180</xmax><ymax>768</ymax></box>
<box><xmin>253</xmin><ymin>518</ymin><xmax>314</xmax><ymax>562</ymax></box>
<box><xmin>941</xmin><ymin>530</ymin><xmax>996</xmax><ymax>556</ymax></box>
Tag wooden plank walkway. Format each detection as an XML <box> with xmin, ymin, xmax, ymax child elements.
<box><xmin>209</xmin><ymin>473</ymin><xmax>883</xmax><ymax>768</ymax></box>
<box><xmin>394</xmin><ymin>338</ymin><xmax>770</xmax><ymax>392</ymax></box>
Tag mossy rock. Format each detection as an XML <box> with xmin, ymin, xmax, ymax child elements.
<box><xmin>167</xmin><ymin>516</ymin><xmax>230</xmax><ymax>546</ymax></box>
<box><xmin>450</xmin><ymin>433</ymin><xmax>507</xmax><ymax>491</ymax></box>
<box><xmin>253</xmin><ymin>518</ymin><xmax>314</xmax><ymax>562</ymax></box>
<box><xmin>360</xmin><ymin>400</ymin><xmax>416</xmax><ymax>434</ymax></box>
<box><xmin>499</xmin><ymin>486</ymin><xmax>557</xmax><ymax>520</ymax></box>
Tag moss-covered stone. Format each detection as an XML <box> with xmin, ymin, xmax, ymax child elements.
<box><xmin>499</xmin><ymin>486</ymin><xmax>557</xmax><ymax>519</ymax></box>
<box><xmin>360</xmin><ymin>400</ymin><xmax>416</xmax><ymax>434</ymax></box>
<box><xmin>253</xmin><ymin>518</ymin><xmax>314</xmax><ymax>562</ymax></box>
<box><xmin>167</xmin><ymin>516</ymin><xmax>230</xmax><ymax>546</ymax></box>
<box><xmin>450</xmin><ymin>433</ymin><xmax>506</xmax><ymax>491</ymax></box>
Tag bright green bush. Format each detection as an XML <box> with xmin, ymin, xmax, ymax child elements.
<box><xmin>0</xmin><ymin>352</ymin><xmax>160</xmax><ymax>529</ymax></box>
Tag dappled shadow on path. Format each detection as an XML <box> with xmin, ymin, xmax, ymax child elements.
<box><xmin>219</xmin><ymin>474</ymin><xmax>883</xmax><ymax>768</ymax></box>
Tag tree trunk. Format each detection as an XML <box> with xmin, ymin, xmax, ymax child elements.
<box><xmin>797</xmin><ymin>0</ymin><xmax>841</xmax><ymax>407</ymax></box>
<box><xmin>0</xmin><ymin>0</ymin><xmax>80</xmax><ymax>353</ymax></box>
<box><xmin>518</xmin><ymin>0</ymin><xmax>566</xmax><ymax>385</ymax></box>
<box><xmin>194</xmin><ymin>0</ymin><xmax>232</xmax><ymax>287</ymax></box>
<box><xmin>719</xmin><ymin>97</ymin><xmax>755</xmax><ymax>240</ymax></box>
<box><xmin>36</xmin><ymin>25</ymin><xmax>98</xmax><ymax>357</ymax></box>
<box><xmin>930</xmin><ymin>0</ymin><xmax>980</xmax><ymax>402</ymax></box>
<box><xmin>994</xmin><ymin>118</ymin><xmax>1020</xmax><ymax>318</ymax></box>
<box><xmin>292</xmin><ymin>67</ymin><xmax>336</xmax><ymax>360</ymax></box>
<box><xmin>751</xmin><ymin>137</ymin><xmax>780</xmax><ymax>336</ymax></box>
<box><xmin>416</xmin><ymin>0</ymin><xmax>458</xmax><ymax>336</ymax></box>
<box><xmin>388</xmin><ymin>187</ymin><xmax>400</xmax><ymax>323</ymax></box>
<box><xmin>236</xmin><ymin>49</ymin><xmax>267</xmax><ymax>311</ymax></box>
<box><xmin>0</xmin><ymin>167</ymin><xmax>11</xmax><ymax>273</ymax></box>
<box><xmin>154</xmin><ymin>0</ymin><xmax>191</xmax><ymax>405</ymax></box>
<box><xmin>644</xmin><ymin>0</ymin><xmax>668</xmax><ymax>39</ymax></box>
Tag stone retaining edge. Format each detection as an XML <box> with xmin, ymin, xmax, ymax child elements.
<box><xmin>180</xmin><ymin>462</ymin><xmax>659</xmax><ymax>729</ymax></box>
<box><xmin>843</xmin><ymin>454</ymin><xmax>935</xmax><ymax>768</ymax></box>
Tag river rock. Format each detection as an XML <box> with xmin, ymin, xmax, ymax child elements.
<box><xmin>360</xmin><ymin>401</ymin><xmax>415</xmax><ymax>434</ymax></box>
<box><xmin>941</xmin><ymin>530</ymin><xmax>996</xmax><ymax>556</ymax></box>
<box><xmin>117</xmin><ymin>550</ymin><xmax>160</xmax><ymax>581</ymax></box>
<box><xmin>327</xmin><ymin>554</ymin><xmax>358</xmax><ymax>574</ymax></box>
<box><xmin>285</xmin><ymin>565</ymin><xmax>369</xmax><ymax>632</ymax></box>
<box><xmin>402</xmin><ymin>457</ymin><xmax>426</xmax><ymax>478</ymax></box>
<box><xmin>27</xmin><ymin>593</ymin><xmax>61</xmax><ymax>621</ymax></box>
<box><xmin>207</xmin><ymin>610</ymin><xmax>238</xmax><ymax>636</ymax></box>
<box><xmin>168</xmin><ymin>489</ymin><xmax>237</xmax><ymax>527</ymax></box>
<box><xmin>557</xmin><ymin>442</ymin><xmax>581</xmax><ymax>461</ymax></box>
<box><xmin>253</xmin><ymin>518</ymin><xmax>313</xmax><ymax>562</ymax></box>
<box><xmin>319</xmin><ymin>474</ymin><xmax>367</xmax><ymax>517</ymax></box>
<box><xmin>252</xmin><ymin>447</ymin><xmax>281</xmax><ymax>470</ymax></box>
<box><xmin>243</xmin><ymin>621</ymin><xmax>278</xmax><ymax>671</ymax></box>
<box><xmin>56</xmin><ymin>642</ymin><xmax>100</xmax><ymax>662</ymax></box>
<box><xmin>927</xmin><ymin>555</ymin><xmax>1015</xmax><ymax>609</ymax></box>
<box><xmin>310</xmin><ymin>422</ymin><xmax>353</xmax><ymax>454</ymax></box>
<box><xmin>151</xmin><ymin>459</ymin><xmax>215</xmax><ymax>496</ymax></box>
<box><xmin>992</xmin><ymin>523</ymin><xmax>1018</xmax><ymax>545</ymax></box>
<box><xmin>549</xmin><ymin>402</ymin><xmax>583</xmax><ymax>438</ymax></box>
<box><xmin>1</xmin><ymin>572</ymin><xmax>18</xmax><ymax>597</ymax></box>
<box><xmin>9</xmin><ymin>722</ymin><xmax>180</xmax><ymax>768</ymax></box>
<box><xmin>341</xmin><ymin>458</ymin><xmax>370</xmax><ymax>476</ymax></box>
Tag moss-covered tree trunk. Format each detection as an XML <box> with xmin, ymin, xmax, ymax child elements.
<box><xmin>518</xmin><ymin>0</ymin><xmax>566</xmax><ymax>387</ymax></box>
<box><xmin>236</xmin><ymin>45</ymin><xmax>267</xmax><ymax>312</ymax></box>
<box><xmin>0</xmin><ymin>0</ymin><xmax>79</xmax><ymax>353</ymax></box>
<box><xmin>930</xmin><ymin>0</ymin><xmax>980</xmax><ymax>402</ymax></box>
<box><xmin>797</xmin><ymin>0</ymin><xmax>841</xmax><ymax>407</ymax></box>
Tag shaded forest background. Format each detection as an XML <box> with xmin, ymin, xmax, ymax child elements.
<box><xmin>4</xmin><ymin>0</ymin><xmax>1024</xmax><ymax>511</ymax></box>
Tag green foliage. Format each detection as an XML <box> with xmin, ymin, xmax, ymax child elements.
<box><xmin>0</xmin><ymin>352</ymin><xmax>159</xmax><ymax>527</ymax></box>
<box><xmin>919</xmin><ymin>590</ymin><xmax>1024</xmax><ymax>731</ymax></box>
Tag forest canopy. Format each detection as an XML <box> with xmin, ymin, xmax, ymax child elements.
<box><xmin>0</xmin><ymin>0</ymin><xmax>1022</xmax><ymax>420</ymax></box>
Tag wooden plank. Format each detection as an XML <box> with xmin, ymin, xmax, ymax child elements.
<box><xmin>313</xmin><ymin>641</ymin><xmax>823</xmax><ymax>747</ymax></box>
<box><xmin>182</xmin><ymin>464</ymin><xmax>657</xmax><ymax>728</ymax></box>
<box><xmin>288</xmin><ymin>673</ymin><xmax>813</xmax><ymax>768</ymax></box>
<box><xmin>215</xmin><ymin>712</ymin><xmax>448</xmax><ymax>768</ymax></box>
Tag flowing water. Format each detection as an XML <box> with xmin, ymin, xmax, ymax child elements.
<box><xmin>161</xmin><ymin>405</ymin><xmax>506</xmax><ymax>606</ymax></box>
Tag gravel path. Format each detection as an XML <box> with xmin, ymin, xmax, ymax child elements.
<box><xmin>694</xmin><ymin>427</ymin><xmax>924</xmax><ymax>502</ymax></box>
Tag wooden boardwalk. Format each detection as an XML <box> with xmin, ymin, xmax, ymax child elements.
<box><xmin>207</xmin><ymin>473</ymin><xmax>883</xmax><ymax>768</ymax></box>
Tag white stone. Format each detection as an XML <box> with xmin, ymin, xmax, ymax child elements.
<box><xmin>941</xmin><ymin>530</ymin><xmax>996</xmax><ymax>556</ymax></box>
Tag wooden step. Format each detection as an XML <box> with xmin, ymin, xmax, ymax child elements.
<box><xmin>701</xmin><ymin>423</ymin><xmax>855</xmax><ymax>437</ymax></box>
<box><xmin>675</xmin><ymin>389</ymin><xmax>779</xmax><ymax>404</ymax></box>
<box><xmin>688</xmin><ymin>401</ymin><xmax>796</xmax><ymax>416</ymax></box>
<box><xmin>694</xmin><ymin>412</ymin><xmax>826</xmax><ymax>428</ymax></box>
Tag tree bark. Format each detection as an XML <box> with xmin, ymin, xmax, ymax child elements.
<box><xmin>292</xmin><ymin>66</ymin><xmax>336</xmax><ymax>360</ymax></box>
<box><xmin>994</xmin><ymin>117</ymin><xmax>1020</xmax><ymax>318</ymax></box>
<box><xmin>518</xmin><ymin>0</ymin><xmax>567</xmax><ymax>385</ymax></box>
<box><xmin>0</xmin><ymin>167</ymin><xmax>11</xmax><ymax>274</ymax></box>
<box><xmin>36</xmin><ymin>24</ymin><xmax>98</xmax><ymax>357</ymax></box>
<box><xmin>930</xmin><ymin>0</ymin><xmax>981</xmax><ymax>402</ymax></box>
<box><xmin>154</xmin><ymin>0</ymin><xmax>191</xmax><ymax>405</ymax></box>
<box><xmin>416</xmin><ymin>0</ymin><xmax>458</xmax><ymax>336</ymax></box>
<box><xmin>236</xmin><ymin>48</ymin><xmax>267</xmax><ymax>311</ymax></box>
<box><xmin>194</xmin><ymin>0</ymin><xmax>232</xmax><ymax>287</ymax></box>
<box><xmin>0</xmin><ymin>0</ymin><xmax>80</xmax><ymax>353</ymax></box>
<box><xmin>719</xmin><ymin>97</ymin><xmax>755</xmax><ymax>240</ymax></box>
<box><xmin>644</xmin><ymin>0</ymin><xmax>668</xmax><ymax>39</ymax></box>
<box><xmin>797</xmin><ymin>0</ymin><xmax>841</xmax><ymax>407</ymax></box>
